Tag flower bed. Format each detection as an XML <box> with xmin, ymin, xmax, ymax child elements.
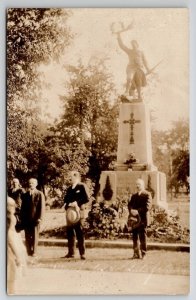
<box><xmin>40</xmin><ymin>203</ymin><xmax>189</xmax><ymax>244</ymax></box>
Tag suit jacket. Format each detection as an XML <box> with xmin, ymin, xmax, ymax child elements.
<box><xmin>21</xmin><ymin>189</ymin><xmax>45</xmax><ymax>227</ymax></box>
<box><xmin>128</xmin><ymin>190</ymin><xmax>152</xmax><ymax>227</ymax></box>
<box><xmin>64</xmin><ymin>183</ymin><xmax>89</xmax><ymax>210</ymax></box>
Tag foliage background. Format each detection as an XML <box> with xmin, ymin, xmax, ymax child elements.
<box><xmin>7</xmin><ymin>8</ymin><xmax>189</xmax><ymax>202</ymax></box>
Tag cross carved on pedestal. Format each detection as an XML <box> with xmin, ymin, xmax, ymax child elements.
<box><xmin>123</xmin><ymin>112</ymin><xmax>141</xmax><ymax>144</ymax></box>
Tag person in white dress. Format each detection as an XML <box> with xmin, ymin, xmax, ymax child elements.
<box><xmin>7</xmin><ymin>197</ymin><xmax>27</xmax><ymax>294</ymax></box>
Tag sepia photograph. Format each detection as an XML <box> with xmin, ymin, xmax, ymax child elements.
<box><xmin>7</xmin><ymin>8</ymin><xmax>189</xmax><ymax>295</ymax></box>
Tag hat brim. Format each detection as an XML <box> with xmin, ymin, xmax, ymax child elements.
<box><xmin>127</xmin><ymin>213</ymin><xmax>141</xmax><ymax>230</ymax></box>
<box><xmin>66</xmin><ymin>207</ymin><xmax>80</xmax><ymax>225</ymax></box>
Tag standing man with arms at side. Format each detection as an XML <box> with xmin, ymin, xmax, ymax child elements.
<box><xmin>20</xmin><ymin>178</ymin><xmax>45</xmax><ymax>257</ymax></box>
<box><xmin>63</xmin><ymin>171</ymin><xmax>89</xmax><ymax>260</ymax></box>
<box><xmin>128</xmin><ymin>178</ymin><xmax>152</xmax><ymax>259</ymax></box>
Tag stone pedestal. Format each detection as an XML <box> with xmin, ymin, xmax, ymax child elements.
<box><xmin>116</xmin><ymin>102</ymin><xmax>153</xmax><ymax>168</ymax></box>
<box><xmin>99</xmin><ymin>100</ymin><xmax>168</xmax><ymax>210</ymax></box>
<box><xmin>99</xmin><ymin>170</ymin><xmax>168</xmax><ymax>209</ymax></box>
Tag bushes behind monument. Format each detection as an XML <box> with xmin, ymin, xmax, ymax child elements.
<box><xmin>40</xmin><ymin>201</ymin><xmax>189</xmax><ymax>244</ymax></box>
<box><xmin>83</xmin><ymin>202</ymin><xmax>189</xmax><ymax>243</ymax></box>
<box><xmin>84</xmin><ymin>201</ymin><xmax>121</xmax><ymax>239</ymax></box>
<box><xmin>147</xmin><ymin>205</ymin><xmax>189</xmax><ymax>244</ymax></box>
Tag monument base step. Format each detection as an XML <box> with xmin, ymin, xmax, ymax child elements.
<box><xmin>99</xmin><ymin>170</ymin><xmax>168</xmax><ymax>210</ymax></box>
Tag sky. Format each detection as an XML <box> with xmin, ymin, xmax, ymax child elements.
<box><xmin>40</xmin><ymin>8</ymin><xmax>189</xmax><ymax>131</ymax></box>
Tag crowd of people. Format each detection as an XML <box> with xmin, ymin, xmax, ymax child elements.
<box><xmin>7</xmin><ymin>171</ymin><xmax>152</xmax><ymax>294</ymax></box>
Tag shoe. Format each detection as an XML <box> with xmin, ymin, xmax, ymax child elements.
<box><xmin>31</xmin><ymin>253</ymin><xmax>38</xmax><ymax>258</ymax></box>
<box><xmin>62</xmin><ymin>254</ymin><xmax>75</xmax><ymax>258</ymax></box>
<box><xmin>131</xmin><ymin>253</ymin><xmax>140</xmax><ymax>259</ymax></box>
<box><xmin>141</xmin><ymin>253</ymin><xmax>146</xmax><ymax>260</ymax></box>
<box><xmin>80</xmin><ymin>255</ymin><xmax>86</xmax><ymax>260</ymax></box>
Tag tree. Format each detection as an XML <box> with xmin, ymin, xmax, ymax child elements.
<box><xmin>7</xmin><ymin>8</ymin><xmax>72</xmax><ymax>183</ymax></box>
<box><xmin>49</xmin><ymin>61</ymin><xmax>119</xmax><ymax>195</ymax></box>
<box><xmin>152</xmin><ymin>129</ymin><xmax>170</xmax><ymax>177</ymax></box>
<box><xmin>38</xmin><ymin>129</ymin><xmax>91</xmax><ymax>192</ymax></box>
<box><xmin>152</xmin><ymin>119</ymin><xmax>189</xmax><ymax>195</ymax></box>
<box><xmin>171</xmin><ymin>150</ymin><xmax>189</xmax><ymax>194</ymax></box>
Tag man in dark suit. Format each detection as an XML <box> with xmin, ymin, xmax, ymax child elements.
<box><xmin>8</xmin><ymin>178</ymin><xmax>24</xmax><ymax>231</ymax></box>
<box><xmin>21</xmin><ymin>178</ymin><xmax>45</xmax><ymax>257</ymax></box>
<box><xmin>128</xmin><ymin>178</ymin><xmax>152</xmax><ymax>259</ymax></box>
<box><xmin>63</xmin><ymin>171</ymin><xmax>89</xmax><ymax>260</ymax></box>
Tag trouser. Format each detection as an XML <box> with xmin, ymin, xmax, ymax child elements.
<box><xmin>24</xmin><ymin>224</ymin><xmax>40</xmax><ymax>256</ymax></box>
<box><xmin>125</xmin><ymin>65</ymin><xmax>135</xmax><ymax>94</ymax></box>
<box><xmin>132</xmin><ymin>225</ymin><xmax>147</xmax><ymax>256</ymax></box>
<box><xmin>66</xmin><ymin>222</ymin><xmax>85</xmax><ymax>256</ymax></box>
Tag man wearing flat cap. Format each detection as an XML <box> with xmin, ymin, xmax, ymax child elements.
<box><xmin>63</xmin><ymin>171</ymin><xmax>89</xmax><ymax>260</ymax></box>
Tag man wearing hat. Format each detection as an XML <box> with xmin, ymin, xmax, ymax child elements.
<box><xmin>63</xmin><ymin>171</ymin><xmax>89</xmax><ymax>260</ymax></box>
<box><xmin>128</xmin><ymin>178</ymin><xmax>152</xmax><ymax>259</ymax></box>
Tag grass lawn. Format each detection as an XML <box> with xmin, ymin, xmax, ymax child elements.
<box><xmin>41</xmin><ymin>209</ymin><xmax>66</xmax><ymax>233</ymax></box>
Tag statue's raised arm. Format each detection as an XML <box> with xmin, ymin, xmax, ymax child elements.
<box><xmin>117</xmin><ymin>32</ymin><xmax>130</xmax><ymax>54</ymax></box>
<box><xmin>113</xmin><ymin>22</ymin><xmax>134</xmax><ymax>54</ymax></box>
